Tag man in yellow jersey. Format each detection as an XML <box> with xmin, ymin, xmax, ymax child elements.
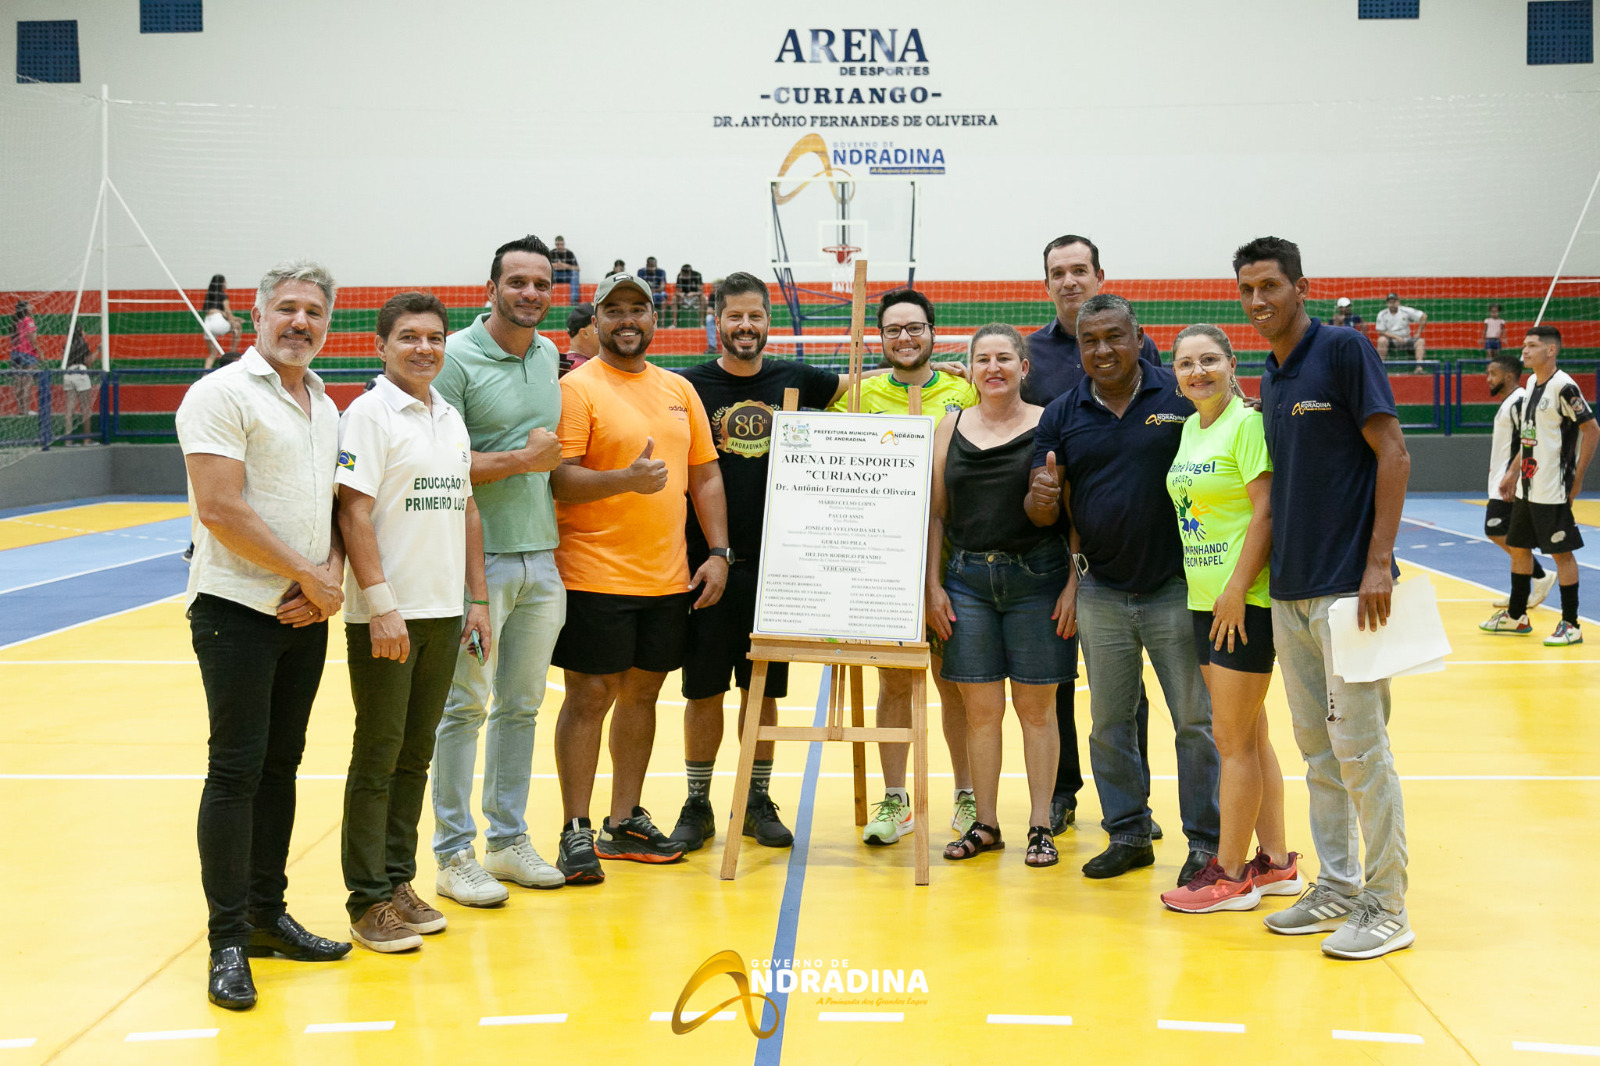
<box><xmin>829</xmin><ymin>289</ymin><xmax>979</xmax><ymax>845</ymax></box>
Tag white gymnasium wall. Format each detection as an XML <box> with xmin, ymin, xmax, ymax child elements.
<box><xmin>2</xmin><ymin>0</ymin><xmax>1597</xmax><ymax>290</ymax></box>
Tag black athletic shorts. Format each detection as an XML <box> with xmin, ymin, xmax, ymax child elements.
<box><xmin>681</xmin><ymin>562</ymin><xmax>789</xmax><ymax>700</ymax></box>
<box><xmin>551</xmin><ymin>590</ymin><xmax>694</xmax><ymax>675</ymax></box>
<box><xmin>1484</xmin><ymin>498</ymin><xmax>1513</xmax><ymax>539</ymax></box>
<box><xmin>1191</xmin><ymin>604</ymin><xmax>1276</xmax><ymax>675</ymax></box>
<box><xmin>1506</xmin><ymin>498</ymin><xmax>1585</xmax><ymax>555</ymax></box>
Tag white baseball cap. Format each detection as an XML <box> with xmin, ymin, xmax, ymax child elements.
<box><xmin>1336</xmin><ymin>297</ymin><xmax>1351</xmax><ymax>308</ymax></box>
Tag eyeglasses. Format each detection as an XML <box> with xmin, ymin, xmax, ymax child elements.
<box><xmin>1174</xmin><ymin>354</ymin><xmax>1230</xmax><ymax>373</ymax></box>
<box><xmin>880</xmin><ymin>323</ymin><xmax>929</xmax><ymax>339</ymax></box>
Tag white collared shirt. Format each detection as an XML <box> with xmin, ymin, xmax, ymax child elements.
<box><xmin>335</xmin><ymin>374</ymin><xmax>474</xmax><ymax>623</ymax></box>
<box><xmin>177</xmin><ymin>347</ymin><xmax>340</xmax><ymax>614</ymax></box>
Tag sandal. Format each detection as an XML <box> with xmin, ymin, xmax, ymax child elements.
<box><xmin>943</xmin><ymin>822</ymin><xmax>1004</xmax><ymax>860</ymax></box>
<box><xmin>1025</xmin><ymin>825</ymin><xmax>1059</xmax><ymax>868</ymax></box>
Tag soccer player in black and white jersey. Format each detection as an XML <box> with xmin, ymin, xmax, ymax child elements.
<box><xmin>1480</xmin><ymin>353</ymin><xmax>1555</xmax><ymax>622</ymax></box>
<box><xmin>1490</xmin><ymin>326</ymin><xmax>1598</xmax><ymax>645</ymax></box>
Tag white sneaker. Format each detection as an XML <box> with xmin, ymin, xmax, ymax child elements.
<box><xmin>1529</xmin><ymin>570</ymin><xmax>1558</xmax><ymax>610</ymax></box>
<box><xmin>436</xmin><ymin>847</ymin><xmax>510</xmax><ymax>907</ymax></box>
<box><xmin>1493</xmin><ymin>593</ymin><xmax>1510</xmax><ymax>608</ymax></box>
<box><xmin>483</xmin><ymin>833</ymin><xmax>566</xmax><ymax>889</ymax></box>
<box><xmin>1320</xmin><ymin>904</ymin><xmax>1415</xmax><ymax>960</ymax></box>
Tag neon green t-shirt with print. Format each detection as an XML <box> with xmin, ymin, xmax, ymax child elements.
<box><xmin>1165</xmin><ymin>397</ymin><xmax>1272</xmax><ymax>611</ymax></box>
<box><xmin>827</xmin><ymin>370</ymin><xmax>977</xmax><ymax>425</ymax></box>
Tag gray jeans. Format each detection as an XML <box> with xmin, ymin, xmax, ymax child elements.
<box><xmin>1271</xmin><ymin>595</ymin><xmax>1408</xmax><ymax>912</ymax></box>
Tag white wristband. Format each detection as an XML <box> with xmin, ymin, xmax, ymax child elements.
<box><xmin>363</xmin><ymin>581</ymin><xmax>398</xmax><ymax>617</ymax></box>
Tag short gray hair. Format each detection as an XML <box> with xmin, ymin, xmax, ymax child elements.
<box><xmin>1075</xmin><ymin>292</ymin><xmax>1138</xmax><ymax>333</ymax></box>
<box><xmin>256</xmin><ymin>259</ymin><xmax>337</xmax><ymax>312</ymax></box>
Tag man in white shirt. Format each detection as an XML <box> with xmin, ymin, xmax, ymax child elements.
<box><xmin>176</xmin><ymin>260</ymin><xmax>350</xmax><ymax>1011</ymax></box>
<box><xmin>1374</xmin><ymin>293</ymin><xmax>1428</xmax><ymax>370</ymax></box>
<box><xmin>336</xmin><ymin>291</ymin><xmax>493</xmax><ymax>953</ymax></box>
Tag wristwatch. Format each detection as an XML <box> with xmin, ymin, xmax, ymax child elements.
<box><xmin>709</xmin><ymin>547</ymin><xmax>736</xmax><ymax>564</ymax></box>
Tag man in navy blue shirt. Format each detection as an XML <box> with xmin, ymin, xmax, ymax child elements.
<box><xmin>1026</xmin><ymin>234</ymin><xmax>1160</xmax><ymax>839</ymax></box>
<box><xmin>1027</xmin><ymin>294</ymin><xmax>1220</xmax><ymax>884</ymax></box>
<box><xmin>1234</xmin><ymin>236</ymin><xmax>1414</xmax><ymax>961</ymax></box>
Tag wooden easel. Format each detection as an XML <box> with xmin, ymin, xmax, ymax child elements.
<box><xmin>718</xmin><ymin>259</ymin><xmax>934</xmax><ymax>886</ymax></box>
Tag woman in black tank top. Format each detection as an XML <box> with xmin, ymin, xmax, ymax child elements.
<box><xmin>926</xmin><ymin>324</ymin><xmax>1075</xmax><ymax>869</ymax></box>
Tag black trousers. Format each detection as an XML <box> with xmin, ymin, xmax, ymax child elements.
<box><xmin>190</xmin><ymin>594</ymin><xmax>327</xmax><ymax>950</ymax></box>
<box><xmin>1052</xmin><ymin>681</ymin><xmax>1152</xmax><ymax>809</ymax></box>
<box><xmin>341</xmin><ymin>616</ymin><xmax>460</xmax><ymax>921</ymax></box>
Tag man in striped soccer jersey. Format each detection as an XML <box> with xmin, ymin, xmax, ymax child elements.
<box><xmin>1492</xmin><ymin>326</ymin><xmax>1598</xmax><ymax>646</ymax></box>
<box><xmin>1479</xmin><ymin>353</ymin><xmax>1554</xmax><ymax>628</ymax></box>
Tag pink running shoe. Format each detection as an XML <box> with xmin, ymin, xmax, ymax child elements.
<box><xmin>1160</xmin><ymin>859</ymin><xmax>1261</xmax><ymax>914</ymax></box>
<box><xmin>1247</xmin><ymin>849</ymin><xmax>1305</xmax><ymax>896</ymax></box>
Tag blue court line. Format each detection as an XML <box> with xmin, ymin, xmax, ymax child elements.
<box><xmin>0</xmin><ymin>517</ymin><xmax>190</xmax><ymax>594</ymax></box>
<box><xmin>753</xmin><ymin>665</ymin><xmax>832</xmax><ymax>1066</ymax></box>
<box><xmin>0</xmin><ymin>554</ymin><xmax>189</xmax><ymax>647</ymax></box>
<box><xmin>0</xmin><ymin>494</ymin><xmax>186</xmax><ymax>521</ymax></box>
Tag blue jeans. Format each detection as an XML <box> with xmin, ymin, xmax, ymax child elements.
<box><xmin>555</xmin><ymin>273</ymin><xmax>579</xmax><ymax>306</ymax></box>
<box><xmin>1075</xmin><ymin>572</ymin><xmax>1219</xmax><ymax>851</ymax></box>
<box><xmin>1272</xmin><ymin>596</ymin><xmax>1408</xmax><ymax>912</ymax></box>
<box><xmin>940</xmin><ymin>540</ymin><xmax>1076</xmax><ymax>685</ymax></box>
<box><xmin>432</xmin><ymin>550</ymin><xmax>566</xmax><ymax>860</ymax></box>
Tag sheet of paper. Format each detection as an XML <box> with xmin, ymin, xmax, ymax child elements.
<box><xmin>1327</xmin><ymin>576</ymin><xmax>1452</xmax><ymax>684</ymax></box>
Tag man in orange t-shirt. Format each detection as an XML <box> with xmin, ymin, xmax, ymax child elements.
<box><xmin>548</xmin><ymin>272</ymin><xmax>730</xmax><ymax>884</ymax></box>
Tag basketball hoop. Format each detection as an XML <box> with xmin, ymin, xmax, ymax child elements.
<box><xmin>824</xmin><ymin>244</ymin><xmax>862</xmax><ymax>293</ymax></box>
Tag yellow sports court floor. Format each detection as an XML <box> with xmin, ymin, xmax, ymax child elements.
<box><xmin>0</xmin><ymin>496</ymin><xmax>1596</xmax><ymax>1065</ymax></box>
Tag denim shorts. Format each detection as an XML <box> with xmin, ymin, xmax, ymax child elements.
<box><xmin>939</xmin><ymin>539</ymin><xmax>1078</xmax><ymax>685</ymax></box>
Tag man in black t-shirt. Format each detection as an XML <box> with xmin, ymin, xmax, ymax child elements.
<box><xmin>549</xmin><ymin>236</ymin><xmax>580</xmax><ymax>307</ymax></box>
<box><xmin>669</xmin><ymin>272</ymin><xmax>856</xmax><ymax>853</ymax></box>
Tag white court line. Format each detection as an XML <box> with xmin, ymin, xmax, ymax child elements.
<box><xmin>304</xmin><ymin>1021</ymin><xmax>395</xmax><ymax>1034</ymax></box>
<box><xmin>1514</xmin><ymin>1042</ymin><xmax>1600</xmax><ymax>1057</ymax></box>
<box><xmin>1332</xmin><ymin>1029</ymin><xmax>1423</xmax><ymax>1044</ymax></box>
<box><xmin>0</xmin><ymin>594</ymin><xmax>184</xmax><ymax>652</ymax></box>
<box><xmin>1398</xmin><ymin>556</ymin><xmax>1600</xmax><ymax>627</ymax></box>
<box><xmin>0</xmin><ymin>549</ymin><xmax>186</xmax><ymax>595</ymax></box>
<box><xmin>0</xmin><ymin>1038</ymin><xmax>37</xmax><ymax>1049</ymax></box>
<box><xmin>818</xmin><ymin>1012</ymin><xmax>903</xmax><ymax>1022</ymax></box>
<box><xmin>479</xmin><ymin>1014</ymin><xmax>566</xmax><ymax>1026</ymax></box>
<box><xmin>649</xmin><ymin>1011</ymin><xmax>734</xmax><ymax>1022</ymax></box>
<box><xmin>125</xmin><ymin>1029</ymin><xmax>218</xmax><ymax>1042</ymax></box>
<box><xmin>988</xmin><ymin>1014</ymin><xmax>1073</xmax><ymax>1026</ymax></box>
<box><xmin>1158</xmin><ymin>1019</ymin><xmax>1246</xmax><ymax>1033</ymax></box>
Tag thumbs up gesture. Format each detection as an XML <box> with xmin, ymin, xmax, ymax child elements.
<box><xmin>626</xmin><ymin>437</ymin><xmax>669</xmax><ymax>495</ymax></box>
<box><xmin>1027</xmin><ymin>450</ymin><xmax>1063</xmax><ymax>523</ymax></box>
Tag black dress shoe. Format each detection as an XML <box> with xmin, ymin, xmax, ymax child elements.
<box><xmin>1151</xmin><ymin>818</ymin><xmax>1164</xmax><ymax>841</ymax></box>
<box><xmin>246</xmin><ymin>913</ymin><xmax>352</xmax><ymax>962</ymax></box>
<box><xmin>1049</xmin><ymin>802</ymin><xmax>1076</xmax><ymax>835</ymax></box>
<box><xmin>207</xmin><ymin>947</ymin><xmax>257</xmax><ymax>1010</ymax></box>
<box><xmin>1177</xmin><ymin>849</ymin><xmax>1211</xmax><ymax>886</ymax></box>
<box><xmin>1081</xmin><ymin>842</ymin><xmax>1156</xmax><ymax>879</ymax></box>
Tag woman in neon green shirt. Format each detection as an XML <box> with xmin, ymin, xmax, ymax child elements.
<box><xmin>1160</xmin><ymin>325</ymin><xmax>1301</xmax><ymax>914</ymax></box>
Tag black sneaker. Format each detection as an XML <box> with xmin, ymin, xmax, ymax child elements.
<box><xmin>1049</xmin><ymin>801</ymin><xmax>1075</xmax><ymax>835</ymax></box>
<box><xmin>743</xmin><ymin>794</ymin><xmax>794</xmax><ymax>848</ymax></box>
<box><xmin>556</xmin><ymin>818</ymin><xmax>605</xmax><ymax>884</ymax></box>
<box><xmin>597</xmin><ymin>806</ymin><xmax>687</xmax><ymax>864</ymax></box>
<box><xmin>670</xmin><ymin>795</ymin><xmax>716</xmax><ymax>852</ymax></box>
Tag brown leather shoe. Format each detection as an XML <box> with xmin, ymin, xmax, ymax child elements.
<box><xmin>391</xmin><ymin>882</ymin><xmax>447</xmax><ymax>934</ymax></box>
<box><xmin>350</xmin><ymin>902</ymin><xmax>423</xmax><ymax>954</ymax></box>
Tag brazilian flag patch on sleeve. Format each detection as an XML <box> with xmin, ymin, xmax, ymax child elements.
<box><xmin>337</xmin><ymin>450</ymin><xmax>356</xmax><ymax>471</ymax></box>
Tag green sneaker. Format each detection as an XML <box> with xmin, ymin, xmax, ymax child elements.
<box><xmin>951</xmin><ymin>791</ymin><xmax>977</xmax><ymax>837</ymax></box>
<box><xmin>862</xmin><ymin>793</ymin><xmax>913</xmax><ymax>846</ymax></box>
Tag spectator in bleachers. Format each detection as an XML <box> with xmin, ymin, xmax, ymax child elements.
<box><xmin>550</xmin><ymin>237</ymin><xmax>581</xmax><ymax>307</ymax></box>
<box><xmin>8</xmin><ymin>300</ymin><xmax>39</xmax><ymax>415</ymax></box>
<box><xmin>1375</xmin><ymin>292</ymin><xmax>1427</xmax><ymax>370</ymax></box>
<box><xmin>1329</xmin><ymin>297</ymin><xmax>1363</xmax><ymax>331</ymax></box>
<box><xmin>638</xmin><ymin>257</ymin><xmax>668</xmax><ymax>316</ymax></box>
<box><xmin>675</xmin><ymin>263</ymin><xmax>705</xmax><ymax>326</ymax></box>
<box><xmin>1483</xmin><ymin>303</ymin><xmax>1506</xmax><ymax>352</ymax></box>
<box><xmin>562</xmin><ymin>302</ymin><xmax>597</xmax><ymax>375</ymax></box>
<box><xmin>608</xmin><ymin>259</ymin><xmax>627</xmax><ymax>278</ymax></box>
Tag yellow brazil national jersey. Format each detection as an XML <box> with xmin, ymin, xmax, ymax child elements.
<box><xmin>827</xmin><ymin>370</ymin><xmax>978</xmax><ymax>426</ymax></box>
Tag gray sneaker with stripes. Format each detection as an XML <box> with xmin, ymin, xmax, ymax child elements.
<box><xmin>1321</xmin><ymin>904</ymin><xmax>1415</xmax><ymax>959</ymax></box>
<box><xmin>1262</xmin><ymin>882</ymin><xmax>1356</xmax><ymax>935</ymax></box>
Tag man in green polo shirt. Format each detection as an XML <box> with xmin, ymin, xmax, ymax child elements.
<box><xmin>430</xmin><ymin>235</ymin><xmax>568</xmax><ymax>905</ymax></box>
